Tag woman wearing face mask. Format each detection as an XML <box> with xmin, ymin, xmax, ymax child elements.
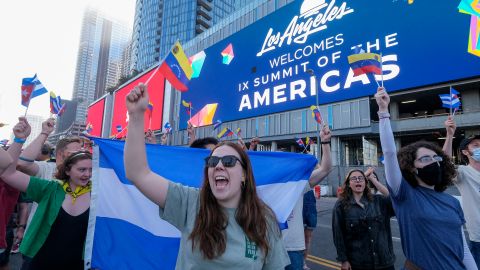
<box><xmin>0</xmin><ymin>118</ymin><xmax>92</xmax><ymax>270</ymax></box>
<box><xmin>332</xmin><ymin>170</ymin><xmax>395</xmax><ymax>270</ymax></box>
<box><xmin>375</xmin><ymin>87</ymin><xmax>477</xmax><ymax>270</ymax></box>
<box><xmin>124</xmin><ymin>83</ymin><xmax>290</xmax><ymax>269</ymax></box>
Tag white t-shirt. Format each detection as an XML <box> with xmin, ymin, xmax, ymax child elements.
<box><xmin>282</xmin><ymin>183</ymin><xmax>311</xmax><ymax>251</ymax></box>
<box><xmin>455</xmin><ymin>165</ymin><xmax>480</xmax><ymax>242</ymax></box>
<box><xmin>25</xmin><ymin>161</ymin><xmax>56</xmax><ymax>230</ymax></box>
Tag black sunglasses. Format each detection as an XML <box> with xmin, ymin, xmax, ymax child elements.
<box><xmin>205</xmin><ymin>155</ymin><xmax>244</xmax><ymax>168</ymax></box>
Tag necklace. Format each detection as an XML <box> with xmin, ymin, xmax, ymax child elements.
<box><xmin>62</xmin><ymin>181</ymin><xmax>91</xmax><ymax>204</ymax></box>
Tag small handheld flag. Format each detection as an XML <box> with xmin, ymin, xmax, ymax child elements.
<box><xmin>86</xmin><ymin>123</ymin><xmax>93</xmax><ymax>133</ymax></box>
<box><xmin>296</xmin><ymin>138</ymin><xmax>305</xmax><ymax>147</ymax></box>
<box><xmin>21</xmin><ymin>74</ymin><xmax>48</xmax><ymax>108</ymax></box>
<box><xmin>236</xmin><ymin>127</ymin><xmax>242</xmax><ymax>137</ymax></box>
<box><xmin>0</xmin><ymin>139</ymin><xmax>8</xmax><ymax>146</ymax></box>
<box><xmin>159</xmin><ymin>41</ymin><xmax>193</xmax><ymax>92</ymax></box>
<box><xmin>213</xmin><ymin>120</ymin><xmax>222</xmax><ymax>130</ymax></box>
<box><xmin>50</xmin><ymin>92</ymin><xmax>66</xmax><ymax>116</ymax></box>
<box><xmin>217</xmin><ymin>127</ymin><xmax>234</xmax><ymax>139</ymax></box>
<box><xmin>439</xmin><ymin>88</ymin><xmax>461</xmax><ymax>109</ymax></box>
<box><xmin>182</xmin><ymin>100</ymin><xmax>192</xmax><ymax>116</ymax></box>
<box><xmin>347</xmin><ymin>50</ymin><xmax>382</xmax><ymax>76</ymax></box>
<box><xmin>163</xmin><ymin>122</ymin><xmax>172</xmax><ymax>134</ymax></box>
<box><xmin>147</xmin><ymin>101</ymin><xmax>154</xmax><ymax>113</ymax></box>
<box><xmin>310</xmin><ymin>105</ymin><xmax>323</xmax><ymax>125</ymax></box>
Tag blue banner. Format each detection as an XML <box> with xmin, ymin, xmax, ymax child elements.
<box><xmin>181</xmin><ymin>0</ymin><xmax>480</xmax><ymax>129</ymax></box>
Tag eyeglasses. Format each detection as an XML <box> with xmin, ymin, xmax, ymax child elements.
<box><xmin>349</xmin><ymin>176</ymin><xmax>365</xmax><ymax>182</ymax></box>
<box><xmin>205</xmin><ymin>155</ymin><xmax>244</xmax><ymax>168</ymax></box>
<box><xmin>416</xmin><ymin>155</ymin><xmax>443</xmax><ymax>163</ymax></box>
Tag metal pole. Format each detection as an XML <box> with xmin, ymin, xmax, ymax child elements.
<box><xmin>306</xmin><ymin>69</ymin><xmax>321</xmax><ymax>160</ymax></box>
<box><xmin>315</xmin><ymin>77</ymin><xmax>321</xmax><ymax>160</ymax></box>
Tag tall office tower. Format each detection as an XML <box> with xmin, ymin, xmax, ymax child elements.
<box><xmin>72</xmin><ymin>7</ymin><xmax>131</xmax><ymax>123</ymax></box>
<box><xmin>130</xmin><ymin>0</ymin><xmax>253</xmax><ymax>73</ymax></box>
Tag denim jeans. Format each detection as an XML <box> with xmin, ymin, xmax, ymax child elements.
<box><xmin>285</xmin><ymin>250</ymin><xmax>304</xmax><ymax>270</ymax></box>
<box><xmin>470</xmin><ymin>240</ymin><xmax>480</xmax><ymax>268</ymax></box>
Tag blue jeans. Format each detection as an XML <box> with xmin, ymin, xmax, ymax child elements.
<box><xmin>285</xmin><ymin>250</ymin><xmax>304</xmax><ymax>270</ymax></box>
<box><xmin>470</xmin><ymin>240</ymin><xmax>480</xmax><ymax>268</ymax></box>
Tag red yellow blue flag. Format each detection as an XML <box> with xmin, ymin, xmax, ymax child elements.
<box><xmin>159</xmin><ymin>41</ymin><xmax>193</xmax><ymax>92</ymax></box>
<box><xmin>347</xmin><ymin>51</ymin><xmax>382</xmax><ymax>76</ymax></box>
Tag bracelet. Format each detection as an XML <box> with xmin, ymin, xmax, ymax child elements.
<box><xmin>13</xmin><ymin>137</ymin><xmax>26</xmax><ymax>144</ymax></box>
<box><xmin>40</xmin><ymin>132</ymin><xmax>49</xmax><ymax>137</ymax></box>
<box><xmin>19</xmin><ymin>156</ymin><xmax>35</xmax><ymax>163</ymax></box>
<box><xmin>377</xmin><ymin>112</ymin><xmax>390</xmax><ymax>119</ymax></box>
<box><xmin>320</xmin><ymin>141</ymin><xmax>331</xmax><ymax>145</ymax></box>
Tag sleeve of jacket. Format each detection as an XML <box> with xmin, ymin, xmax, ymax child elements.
<box><xmin>332</xmin><ymin>201</ymin><xmax>348</xmax><ymax>262</ymax></box>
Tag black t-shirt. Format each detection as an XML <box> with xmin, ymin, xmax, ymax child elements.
<box><xmin>29</xmin><ymin>207</ymin><xmax>89</xmax><ymax>270</ymax></box>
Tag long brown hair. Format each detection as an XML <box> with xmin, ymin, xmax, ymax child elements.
<box><xmin>55</xmin><ymin>151</ymin><xmax>92</xmax><ymax>181</ymax></box>
<box><xmin>189</xmin><ymin>142</ymin><xmax>277</xmax><ymax>260</ymax></box>
<box><xmin>338</xmin><ymin>169</ymin><xmax>372</xmax><ymax>209</ymax></box>
<box><xmin>397</xmin><ymin>141</ymin><xmax>456</xmax><ymax>192</ymax></box>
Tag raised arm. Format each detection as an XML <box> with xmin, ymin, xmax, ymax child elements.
<box><xmin>1</xmin><ymin>117</ymin><xmax>32</xmax><ymax>192</ymax></box>
<box><xmin>364</xmin><ymin>167</ymin><xmax>389</xmax><ymax>196</ymax></box>
<box><xmin>16</xmin><ymin>118</ymin><xmax>55</xmax><ymax>176</ymax></box>
<box><xmin>124</xmin><ymin>83</ymin><xmax>169</xmax><ymax>208</ymax></box>
<box><xmin>375</xmin><ymin>88</ymin><xmax>403</xmax><ymax>195</ymax></box>
<box><xmin>442</xmin><ymin>115</ymin><xmax>456</xmax><ymax>158</ymax></box>
<box><xmin>309</xmin><ymin>125</ymin><xmax>333</xmax><ymax>187</ymax></box>
<box><xmin>0</xmin><ymin>147</ymin><xmax>13</xmax><ymax>174</ymax></box>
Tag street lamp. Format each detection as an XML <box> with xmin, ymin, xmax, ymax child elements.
<box><xmin>306</xmin><ymin>69</ymin><xmax>321</xmax><ymax>160</ymax></box>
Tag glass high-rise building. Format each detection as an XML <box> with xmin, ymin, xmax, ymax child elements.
<box><xmin>130</xmin><ymin>0</ymin><xmax>253</xmax><ymax>73</ymax></box>
<box><xmin>72</xmin><ymin>7</ymin><xmax>131</xmax><ymax>123</ymax></box>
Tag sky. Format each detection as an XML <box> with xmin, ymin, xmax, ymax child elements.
<box><xmin>0</xmin><ymin>0</ymin><xmax>135</xmax><ymax>140</ymax></box>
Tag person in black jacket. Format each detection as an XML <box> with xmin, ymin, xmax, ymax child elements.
<box><xmin>332</xmin><ymin>169</ymin><xmax>395</xmax><ymax>270</ymax></box>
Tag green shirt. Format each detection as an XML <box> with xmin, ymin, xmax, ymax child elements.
<box><xmin>160</xmin><ymin>182</ymin><xmax>290</xmax><ymax>270</ymax></box>
<box><xmin>20</xmin><ymin>176</ymin><xmax>66</xmax><ymax>258</ymax></box>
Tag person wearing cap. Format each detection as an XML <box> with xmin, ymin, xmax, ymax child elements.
<box><xmin>443</xmin><ymin>116</ymin><xmax>480</xmax><ymax>267</ymax></box>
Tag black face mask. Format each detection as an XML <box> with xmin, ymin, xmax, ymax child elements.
<box><xmin>416</xmin><ymin>162</ymin><xmax>442</xmax><ymax>186</ymax></box>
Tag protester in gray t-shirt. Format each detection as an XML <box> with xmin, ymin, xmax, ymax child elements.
<box><xmin>124</xmin><ymin>83</ymin><xmax>290</xmax><ymax>270</ymax></box>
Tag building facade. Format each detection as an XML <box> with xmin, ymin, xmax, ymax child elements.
<box><xmin>130</xmin><ymin>0</ymin><xmax>254</xmax><ymax>73</ymax></box>
<box><xmin>72</xmin><ymin>7</ymin><xmax>131</xmax><ymax>123</ymax></box>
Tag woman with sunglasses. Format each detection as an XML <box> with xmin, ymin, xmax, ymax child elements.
<box><xmin>332</xmin><ymin>169</ymin><xmax>394</xmax><ymax>270</ymax></box>
<box><xmin>0</xmin><ymin>117</ymin><xmax>92</xmax><ymax>270</ymax></box>
<box><xmin>124</xmin><ymin>83</ymin><xmax>290</xmax><ymax>269</ymax></box>
<box><xmin>375</xmin><ymin>87</ymin><xmax>477</xmax><ymax>269</ymax></box>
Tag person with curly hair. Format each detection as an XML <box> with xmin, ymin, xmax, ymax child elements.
<box><xmin>124</xmin><ymin>83</ymin><xmax>290</xmax><ymax>269</ymax></box>
<box><xmin>375</xmin><ymin>87</ymin><xmax>477</xmax><ymax>270</ymax></box>
<box><xmin>332</xmin><ymin>169</ymin><xmax>394</xmax><ymax>270</ymax></box>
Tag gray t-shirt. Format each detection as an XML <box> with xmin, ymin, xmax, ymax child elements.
<box><xmin>160</xmin><ymin>182</ymin><xmax>290</xmax><ymax>270</ymax></box>
<box><xmin>456</xmin><ymin>165</ymin><xmax>480</xmax><ymax>242</ymax></box>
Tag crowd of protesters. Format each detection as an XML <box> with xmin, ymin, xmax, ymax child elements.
<box><xmin>0</xmin><ymin>83</ymin><xmax>478</xmax><ymax>270</ymax></box>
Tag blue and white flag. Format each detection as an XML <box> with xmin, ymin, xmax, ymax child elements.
<box><xmin>439</xmin><ymin>87</ymin><xmax>461</xmax><ymax>109</ymax></box>
<box><xmin>25</xmin><ymin>74</ymin><xmax>48</xmax><ymax>98</ymax></box>
<box><xmin>85</xmin><ymin>138</ymin><xmax>317</xmax><ymax>270</ymax></box>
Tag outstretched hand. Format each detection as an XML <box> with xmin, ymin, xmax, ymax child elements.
<box><xmin>374</xmin><ymin>87</ymin><xmax>390</xmax><ymax>112</ymax></box>
<box><xmin>42</xmin><ymin>118</ymin><xmax>55</xmax><ymax>135</ymax></box>
<box><xmin>444</xmin><ymin>115</ymin><xmax>456</xmax><ymax>137</ymax></box>
<box><xmin>13</xmin><ymin>117</ymin><xmax>31</xmax><ymax>139</ymax></box>
<box><xmin>320</xmin><ymin>123</ymin><xmax>331</xmax><ymax>142</ymax></box>
<box><xmin>126</xmin><ymin>83</ymin><xmax>149</xmax><ymax>116</ymax></box>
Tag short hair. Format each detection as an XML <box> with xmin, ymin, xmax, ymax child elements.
<box><xmin>190</xmin><ymin>137</ymin><xmax>219</xmax><ymax>149</ymax></box>
<box><xmin>41</xmin><ymin>143</ymin><xmax>53</xmax><ymax>156</ymax></box>
<box><xmin>55</xmin><ymin>137</ymin><xmax>82</xmax><ymax>154</ymax></box>
<box><xmin>397</xmin><ymin>141</ymin><xmax>456</xmax><ymax>192</ymax></box>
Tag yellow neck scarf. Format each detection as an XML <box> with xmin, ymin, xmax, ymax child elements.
<box><xmin>62</xmin><ymin>181</ymin><xmax>91</xmax><ymax>204</ymax></box>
